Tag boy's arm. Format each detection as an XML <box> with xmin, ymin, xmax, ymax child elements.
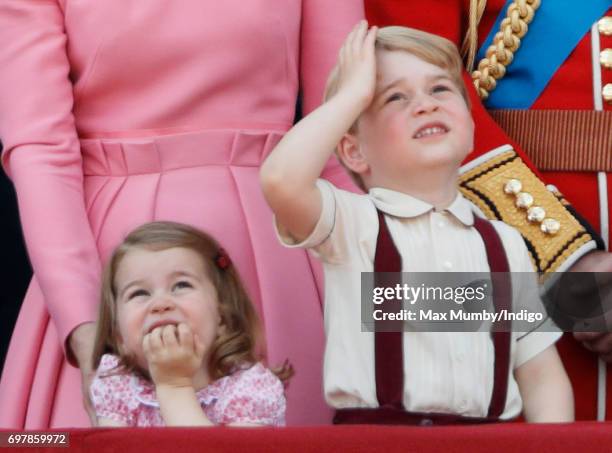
<box><xmin>515</xmin><ymin>345</ymin><xmax>574</xmax><ymax>423</ymax></box>
<box><xmin>300</xmin><ymin>0</ymin><xmax>364</xmax><ymax>193</ymax></box>
<box><xmin>260</xmin><ymin>20</ymin><xmax>376</xmax><ymax>243</ymax></box>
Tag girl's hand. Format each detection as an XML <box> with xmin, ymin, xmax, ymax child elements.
<box><xmin>333</xmin><ymin>20</ymin><xmax>378</xmax><ymax>109</ymax></box>
<box><xmin>142</xmin><ymin>323</ymin><xmax>205</xmax><ymax>388</ymax></box>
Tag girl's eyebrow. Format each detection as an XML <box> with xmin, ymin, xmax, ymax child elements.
<box><xmin>118</xmin><ymin>270</ymin><xmax>198</xmax><ymax>297</ymax></box>
<box><xmin>168</xmin><ymin>270</ymin><xmax>198</xmax><ymax>279</ymax></box>
<box><xmin>119</xmin><ymin>279</ymin><xmax>145</xmax><ymax>298</ymax></box>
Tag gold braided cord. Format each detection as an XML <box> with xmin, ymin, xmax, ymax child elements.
<box><xmin>461</xmin><ymin>0</ymin><xmax>488</xmax><ymax>72</ymax></box>
<box><xmin>471</xmin><ymin>0</ymin><xmax>541</xmax><ymax>100</ymax></box>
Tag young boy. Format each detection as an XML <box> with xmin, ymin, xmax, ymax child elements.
<box><xmin>260</xmin><ymin>22</ymin><xmax>573</xmax><ymax>424</ymax></box>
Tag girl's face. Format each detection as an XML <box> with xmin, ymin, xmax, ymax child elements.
<box><xmin>113</xmin><ymin>246</ymin><xmax>221</xmax><ymax>371</ymax></box>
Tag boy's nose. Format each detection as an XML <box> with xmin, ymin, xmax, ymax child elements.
<box><xmin>413</xmin><ymin>94</ymin><xmax>439</xmax><ymax>115</ymax></box>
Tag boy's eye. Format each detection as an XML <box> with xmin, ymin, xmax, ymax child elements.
<box><xmin>432</xmin><ymin>85</ymin><xmax>451</xmax><ymax>93</ymax></box>
<box><xmin>127</xmin><ymin>289</ymin><xmax>149</xmax><ymax>300</ymax></box>
<box><xmin>172</xmin><ymin>280</ymin><xmax>193</xmax><ymax>291</ymax></box>
<box><xmin>385</xmin><ymin>92</ymin><xmax>406</xmax><ymax>103</ymax></box>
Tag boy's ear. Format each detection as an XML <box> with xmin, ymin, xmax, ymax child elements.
<box><xmin>467</xmin><ymin>117</ymin><xmax>475</xmax><ymax>153</ymax></box>
<box><xmin>337</xmin><ymin>133</ymin><xmax>369</xmax><ymax>175</ymax></box>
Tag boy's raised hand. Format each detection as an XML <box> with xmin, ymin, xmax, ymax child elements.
<box><xmin>260</xmin><ymin>21</ymin><xmax>378</xmax><ymax>245</ymax></box>
<box><xmin>334</xmin><ymin>20</ymin><xmax>378</xmax><ymax>109</ymax></box>
<box><xmin>143</xmin><ymin>322</ymin><xmax>206</xmax><ymax>389</ymax></box>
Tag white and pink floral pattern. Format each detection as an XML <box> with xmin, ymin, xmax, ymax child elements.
<box><xmin>90</xmin><ymin>354</ymin><xmax>286</xmax><ymax>426</ymax></box>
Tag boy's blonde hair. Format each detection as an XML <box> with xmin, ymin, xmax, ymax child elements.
<box><xmin>92</xmin><ymin>221</ymin><xmax>291</xmax><ymax>382</ymax></box>
<box><xmin>324</xmin><ymin>26</ymin><xmax>470</xmax><ymax>192</ymax></box>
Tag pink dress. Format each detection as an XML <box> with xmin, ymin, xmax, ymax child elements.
<box><xmin>91</xmin><ymin>355</ymin><xmax>285</xmax><ymax>427</ymax></box>
<box><xmin>0</xmin><ymin>0</ymin><xmax>363</xmax><ymax>428</ymax></box>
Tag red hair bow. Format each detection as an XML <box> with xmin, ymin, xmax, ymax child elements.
<box><xmin>215</xmin><ymin>248</ymin><xmax>232</xmax><ymax>270</ymax></box>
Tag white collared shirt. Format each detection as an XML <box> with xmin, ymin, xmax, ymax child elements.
<box><xmin>277</xmin><ymin>179</ymin><xmax>561</xmax><ymax>419</ymax></box>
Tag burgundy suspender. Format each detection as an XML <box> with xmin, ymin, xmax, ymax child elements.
<box><xmin>369</xmin><ymin>210</ymin><xmax>512</xmax><ymax>421</ymax></box>
<box><xmin>472</xmin><ymin>216</ymin><xmax>512</xmax><ymax>418</ymax></box>
<box><xmin>374</xmin><ymin>210</ymin><xmax>404</xmax><ymax>408</ymax></box>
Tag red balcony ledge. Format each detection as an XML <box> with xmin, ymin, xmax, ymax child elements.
<box><xmin>2</xmin><ymin>422</ymin><xmax>612</xmax><ymax>453</ymax></box>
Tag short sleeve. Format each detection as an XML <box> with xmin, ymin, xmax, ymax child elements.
<box><xmin>274</xmin><ymin>178</ymin><xmax>375</xmax><ymax>265</ymax></box>
<box><xmin>217</xmin><ymin>363</ymin><xmax>286</xmax><ymax>426</ymax></box>
<box><xmin>497</xmin><ymin>223</ymin><xmax>563</xmax><ymax>368</ymax></box>
<box><xmin>514</xmin><ymin>331</ymin><xmax>562</xmax><ymax>369</ymax></box>
<box><xmin>90</xmin><ymin>355</ymin><xmax>135</xmax><ymax>425</ymax></box>
<box><xmin>275</xmin><ymin>179</ymin><xmax>336</xmax><ymax>249</ymax></box>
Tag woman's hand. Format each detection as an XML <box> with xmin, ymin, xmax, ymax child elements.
<box><xmin>569</xmin><ymin>250</ymin><xmax>612</xmax><ymax>361</ymax></box>
<box><xmin>333</xmin><ymin>20</ymin><xmax>378</xmax><ymax>109</ymax></box>
<box><xmin>569</xmin><ymin>250</ymin><xmax>612</xmax><ymax>273</ymax></box>
<box><xmin>143</xmin><ymin>323</ymin><xmax>205</xmax><ymax>388</ymax></box>
<box><xmin>68</xmin><ymin>322</ymin><xmax>98</xmax><ymax>425</ymax></box>
<box><xmin>573</xmin><ymin>332</ymin><xmax>612</xmax><ymax>362</ymax></box>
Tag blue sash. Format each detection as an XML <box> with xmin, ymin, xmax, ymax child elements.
<box><xmin>477</xmin><ymin>0</ymin><xmax>611</xmax><ymax>109</ymax></box>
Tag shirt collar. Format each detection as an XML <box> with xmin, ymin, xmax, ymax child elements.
<box><xmin>368</xmin><ymin>187</ymin><xmax>474</xmax><ymax>226</ymax></box>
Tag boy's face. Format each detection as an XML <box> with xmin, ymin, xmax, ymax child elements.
<box><xmin>353</xmin><ymin>50</ymin><xmax>474</xmax><ymax>189</ymax></box>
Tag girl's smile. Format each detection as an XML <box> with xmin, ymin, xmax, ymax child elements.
<box><xmin>114</xmin><ymin>246</ymin><xmax>221</xmax><ymax>372</ymax></box>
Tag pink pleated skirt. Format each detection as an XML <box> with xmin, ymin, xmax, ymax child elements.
<box><xmin>0</xmin><ymin>128</ymin><xmax>332</xmax><ymax>427</ymax></box>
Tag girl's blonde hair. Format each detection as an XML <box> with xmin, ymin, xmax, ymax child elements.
<box><xmin>324</xmin><ymin>26</ymin><xmax>470</xmax><ymax>192</ymax></box>
<box><xmin>92</xmin><ymin>221</ymin><xmax>291</xmax><ymax>382</ymax></box>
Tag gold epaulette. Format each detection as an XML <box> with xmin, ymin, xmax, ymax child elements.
<box><xmin>459</xmin><ymin>148</ymin><xmax>594</xmax><ymax>273</ymax></box>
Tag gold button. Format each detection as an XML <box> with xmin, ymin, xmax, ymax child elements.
<box><xmin>516</xmin><ymin>192</ymin><xmax>534</xmax><ymax>209</ymax></box>
<box><xmin>599</xmin><ymin>17</ymin><xmax>612</xmax><ymax>36</ymax></box>
<box><xmin>604</xmin><ymin>83</ymin><xmax>612</xmax><ymax>104</ymax></box>
<box><xmin>504</xmin><ymin>179</ymin><xmax>522</xmax><ymax>195</ymax></box>
<box><xmin>527</xmin><ymin>206</ymin><xmax>546</xmax><ymax>223</ymax></box>
<box><xmin>546</xmin><ymin>184</ymin><xmax>561</xmax><ymax>197</ymax></box>
<box><xmin>541</xmin><ymin>218</ymin><xmax>561</xmax><ymax>235</ymax></box>
<box><xmin>601</xmin><ymin>49</ymin><xmax>612</xmax><ymax>69</ymax></box>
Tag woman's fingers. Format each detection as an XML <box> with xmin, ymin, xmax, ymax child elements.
<box><xmin>574</xmin><ymin>331</ymin><xmax>604</xmax><ymax>342</ymax></box>
<box><xmin>80</xmin><ymin>361</ymin><xmax>97</xmax><ymax>426</ymax></box>
<box><xmin>585</xmin><ymin>332</ymin><xmax>612</xmax><ymax>357</ymax></box>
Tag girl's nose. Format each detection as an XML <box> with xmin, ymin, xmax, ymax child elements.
<box><xmin>150</xmin><ymin>295</ymin><xmax>176</xmax><ymax>313</ymax></box>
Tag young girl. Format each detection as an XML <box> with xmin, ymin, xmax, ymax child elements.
<box><xmin>90</xmin><ymin>221</ymin><xmax>289</xmax><ymax>427</ymax></box>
